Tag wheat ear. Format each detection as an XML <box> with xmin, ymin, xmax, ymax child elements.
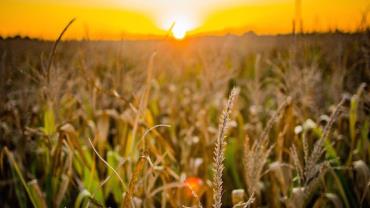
<box><xmin>212</xmin><ymin>87</ymin><xmax>240</xmax><ymax>208</ymax></box>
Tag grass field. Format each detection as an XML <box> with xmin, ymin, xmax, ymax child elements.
<box><xmin>0</xmin><ymin>30</ymin><xmax>369</xmax><ymax>207</ymax></box>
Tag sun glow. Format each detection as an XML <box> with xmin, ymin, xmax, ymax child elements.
<box><xmin>161</xmin><ymin>14</ymin><xmax>196</xmax><ymax>40</ymax></box>
<box><xmin>172</xmin><ymin>23</ymin><xmax>187</xmax><ymax>39</ymax></box>
<box><xmin>1</xmin><ymin>0</ymin><xmax>369</xmax><ymax>39</ymax></box>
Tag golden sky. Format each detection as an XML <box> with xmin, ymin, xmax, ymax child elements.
<box><xmin>0</xmin><ymin>0</ymin><xmax>369</xmax><ymax>39</ymax></box>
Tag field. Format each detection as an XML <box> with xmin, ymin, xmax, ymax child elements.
<box><xmin>0</xmin><ymin>32</ymin><xmax>369</xmax><ymax>207</ymax></box>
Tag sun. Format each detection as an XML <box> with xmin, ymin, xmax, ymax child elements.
<box><xmin>172</xmin><ymin>24</ymin><xmax>187</xmax><ymax>40</ymax></box>
<box><xmin>160</xmin><ymin>15</ymin><xmax>195</xmax><ymax>40</ymax></box>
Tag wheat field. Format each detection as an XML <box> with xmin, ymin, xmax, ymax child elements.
<box><xmin>0</xmin><ymin>28</ymin><xmax>369</xmax><ymax>207</ymax></box>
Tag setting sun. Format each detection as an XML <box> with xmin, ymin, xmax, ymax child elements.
<box><xmin>172</xmin><ymin>23</ymin><xmax>187</xmax><ymax>39</ymax></box>
<box><xmin>164</xmin><ymin>15</ymin><xmax>195</xmax><ymax>40</ymax></box>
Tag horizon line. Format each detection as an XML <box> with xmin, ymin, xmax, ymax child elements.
<box><xmin>1</xmin><ymin>27</ymin><xmax>368</xmax><ymax>41</ymax></box>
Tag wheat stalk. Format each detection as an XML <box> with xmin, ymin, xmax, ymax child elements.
<box><xmin>290</xmin><ymin>98</ymin><xmax>345</xmax><ymax>206</ymax></box>
<box><xmin>212</xmin><ymin>87</ymin><xmax>240</xmax><ymax>208</ymax></box>
<box><xmin>304</xmin><ymin>98</ymin><xmax>345</xmax><ymax>185</ymax></box>
<box><xmin>243</xmin><ymin>98</ymin><xmax>290</xmax><ymax>195</ymax></box>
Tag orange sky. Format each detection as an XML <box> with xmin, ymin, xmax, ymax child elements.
<box><xmin>0</xmin><ymin>0</ymin><xmax>369</xmax><ymax>40</ymax></box>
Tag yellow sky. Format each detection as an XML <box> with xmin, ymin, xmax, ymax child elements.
<box><xmin>0</xmin><ymin>0</ymin><xmax>369</xmax><ymax>40</ymax></box>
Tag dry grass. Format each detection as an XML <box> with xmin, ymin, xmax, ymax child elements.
<box><xmin>0</xmin><ymin>29</ymin><xmax>369</xmax><ymax>207</ymax></box>
<box><xmin>212</xmin><ymin>87</ymin><xmax>239</xmax><ymax>208</ymax></box>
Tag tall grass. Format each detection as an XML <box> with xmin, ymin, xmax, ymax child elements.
<box><xmin>0</xmin><ymin>28</ymin><xmax>369</xmax><ymax>207</ymax></box>
<box><xmin>212</xmin><ymin>87</ymin><xmax>239</xmax><ymax>208</ymax></box>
